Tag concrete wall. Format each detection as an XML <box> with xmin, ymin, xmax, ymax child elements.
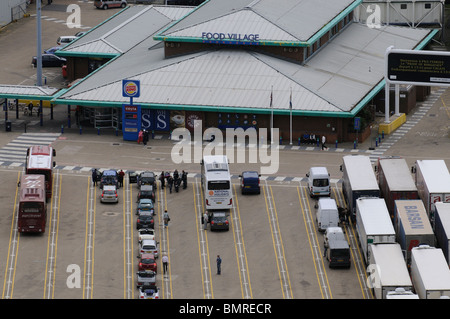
<box><xmin>0</xmin><ymin>0</ymin><xmax>27</xmax><ymax>27</ymax></box>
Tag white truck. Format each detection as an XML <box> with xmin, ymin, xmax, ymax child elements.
<box><xmin>413</xmin><ymin>160</ymin><xmax>450</xmax><ymax>219</ymax></box>
<box><xmin>341</xmin><ymin>155</ymin><xmax>380</xmax><ymax>219</ymax></box>
<box><xmin>316</xmin><ymin>197</ymin><xmax>339</xmax><ymax>232</ymax></box>
<box><xmin>394</xmin><ymin>199</ymin><xmax>434</xmax><ymax>262</ymax></box>
<box><xmin>368</xmin><ymin>243</ymin><xmax>413</xmax><ymax>299</ymax></box>
<box><xmin>306</xmin><ymin>166</ymin><xmax>330</xmax><ymax>197</ymax></box>
<box><xmin>432</xmin><ymin>202</ymin><xmax>450</xmax><ymax>266</ymax></box>
<box><xmin>410</xmin><ymin>245</ymin><xmax>450</xmax><ymax>299</ymax></box>
<box><xmin>356</xmin><ymin>197</ymin><xmax>396</xmax><ymax>263</ymax></box>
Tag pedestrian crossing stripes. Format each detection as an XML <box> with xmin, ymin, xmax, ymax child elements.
<box><xmin>0</xmin><ymin>133</ymin><xmax>60</xmax><ymax>164</ymax></box>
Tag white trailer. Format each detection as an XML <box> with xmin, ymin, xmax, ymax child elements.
<box><xmin>368</xmin><ymin>243</ymin><xmax>413</xmax><ymax>299</ymax></box>
<box><xmin>410</xmin><ymin>245</ymin><xmax>450</xmax><ymax>299</ymax></box>
<box><xmin>414</xmin><ymin>160</ymin><xmax>450</xmax><ymax>219</ymax></box>
<box><xmin>341</xmin><ymin>155</ymin><xmax>380</xmax><ymax>218</ymax></box>
<box><xmin>356</xmin><ymin>197</ymin><xmax>396</xmax><ymax>263</ymax></box>
<box><xmin>433</xmin><ymin>202</ymin><xmax>450</xmax><ymax>266</ymax></box>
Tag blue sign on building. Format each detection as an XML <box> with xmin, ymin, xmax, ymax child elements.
<box><xmin>122</xmin><ymin>104</ymin><xmax>141</xmax><ymax>141</ymax></box>
<box><xmin>141</xmin><ymin>109</ymin><xmax>170</xmax><ymax>131</ymax></box>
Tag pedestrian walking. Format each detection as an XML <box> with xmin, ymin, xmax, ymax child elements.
<box><xmin>203</xmin><ymin>212</ymin><xmax>208</xmax><ymax>230</ymax></box>
<box><xmin>216</xmin><ymin>255</ymin><xmax>222</xmax><ymax>275</ymax></box>
<box><xmin>159</xmin><ymin>172</ymin><xmax>165</xmax><ymax>189</ymax></box>
<box><xmin>163</xmin><ymin>210</ymin><xmax>170</xmax><ymax>227</ymax></box>
<box><xmin>321</xmin><ymin>135</ymin><xmax>328</xmax><ymax>150</ymax></box>
<box><xmin>143</xmin><ymin>129</ymin><xmax>149</xmax><ymax>146</ymax></box>
<box><xmin>167</xmin><ymin>175</ymin><xmax>173</xmax><ymax>193</ymax></box>
<box><xmin>162</xmin><ymin>255</ymin><xmax>169</xmax><ymax>275</ymax></box>
<box><xmin>118</xmin><ymin>170</ymin><xmax>125</xmax><ymax>188</ymax></box>
<box><xmin>173</xmin><ymin>169</ymin><xmax>179</xmax><ymax>181</ymax></box>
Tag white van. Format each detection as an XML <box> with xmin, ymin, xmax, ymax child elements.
<box><xmin>317</xmin><ymin>197</ymin><xmax>339</xmax><ymax>232</ymax></box>
<box><xmin>306</xmin><ymin>166</ymin><xmax>330</xmax><ymax>197</ymax></box>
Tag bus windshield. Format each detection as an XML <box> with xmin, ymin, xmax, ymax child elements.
<box><xmin>208</xmin><ymin>181</ymin><xmax>230</xmax><ymax>190</ymax></box>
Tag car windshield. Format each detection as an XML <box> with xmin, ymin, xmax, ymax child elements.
<box><xmin>139</xmin><ymin>213</ymin><xmax>153</xmax><ymax>219</ymax></box>
<box><xmin>143</xmin><ymin>245</ymin><xmax>156</xmax><ymax>250</ymax></box>
<box><xmin>244</xmin><ymin>172</ymin><xmax>259</xmax><ymax>178</ymax></box>
<box><xmin>139</xmin><ymin>202</ymin><xmax>153</xmax><ymax>210</ymax></box>
<box><xmin>141</xmin><ymin>258</ymin><xmax>155</xmax><ymax>264</ymax></box>
<box><xmin>104</xmin><ymin>190</ymin><xmax>115</xmax><ymax>195</ymax></box>
<box><xmin>313</xmin><ymin>179</ymin><xmax>329</xmax><ymax>187</ymax></box>
<box><xmin>139</xmin><ymin>271</ymin><xmax>155</xmax><ymax>278</ymax></box>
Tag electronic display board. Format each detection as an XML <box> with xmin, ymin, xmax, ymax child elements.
<box><xmin>386</xmin><ymin>49</ymin><xmax>450</xmax><ymax>86</ymax></box>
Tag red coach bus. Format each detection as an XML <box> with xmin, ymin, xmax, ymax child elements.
<box><xmin>18</xmin><ymin>174</ymin><xmax>47</xmax><ymax>233</ymax></box>
<box><xmin>25</xmin><ymin>145</ymin><xmax>56</xmax><ymax>200</ymax></box>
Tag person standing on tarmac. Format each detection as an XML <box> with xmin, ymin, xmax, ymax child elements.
<box><xmin>163</xmin><ymin>210</ymin><xmax>170</xmax><ymax>228</ymax></box>
<box><xmin>182</xmin><ymin>170</ymin><xmax>187</xmax><ymax>189</ymax></box>
<box><xmin>167</xmin><ymin>175</ymin><xmax>173</xmax><ymax>194</ymax></box>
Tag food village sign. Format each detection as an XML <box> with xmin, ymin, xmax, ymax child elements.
<box><xmin>201</xmin><ymin>32</ymin><xmax>260</xmax><ymax>44</ymax></box>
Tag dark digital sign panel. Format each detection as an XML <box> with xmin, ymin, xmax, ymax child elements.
<box><xmin>387</xmin><ymin>50</ymin><xmax>450</xmax><ymax>85</ymax></box>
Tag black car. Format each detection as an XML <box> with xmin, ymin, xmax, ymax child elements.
<box><xmin>137</xmin><ymin>185</ymin><xmax>155</xmax><ymax>202</ymax></box>
<box><xmin>137</xmin><ymin>211</ymin><xmax>154</xmax><ymax>230</ymax></box>
<box><xmin>209</xmin><ymin>211</ymin><xmax>229</xmax><ymax>231</ymax></box>
<box><xmin>138</xmin><ymin>171</ymin><xmax>156</xmax><ymax>188</ymax></box>
<box><xmin>128</xmin><ymin>171</ymin><xmax>138</xmax><ymax>184</ymax></box>
<box><xmin>32</xmin><ymin>54</ymin><xmax>66</xmax><ymax>67</ymax></box>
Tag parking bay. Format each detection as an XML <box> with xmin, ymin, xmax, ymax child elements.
<box><xmin>0</xmin><ymin>168</ymin><xmax>368</xmax><ymax>299</ymax></box>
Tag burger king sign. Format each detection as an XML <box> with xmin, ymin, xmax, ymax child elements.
<box><xmin>122</xmin><ymin>80</ymin><xmax>140</xmax><ymax>98</ymax></box>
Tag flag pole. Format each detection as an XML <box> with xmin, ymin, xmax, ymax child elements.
<box><xmin>270</xmin><ymin>85</ymin><xmax>273</xmax><ymax>145</ymax></box>
<box><xmin>289</xmin><ymin>87</ymin><xmax>292</xmax><ymax>145</ymax></box>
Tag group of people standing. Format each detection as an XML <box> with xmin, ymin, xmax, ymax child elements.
<box><xmin>159</xmin><ymin>169</ymin><xmax>188</xmax><ymax>194</ymax></box>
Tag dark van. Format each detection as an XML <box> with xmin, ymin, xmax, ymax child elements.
<box><xmin>100</xmin><ymin>170</ymin><xmax>118</xmax><ymax>189</ymax></box>
<box><xmin>239</xmin><ymin>171</ymin><xmax>261</xmax><ymax>194</ymax></box>
<box><xmin>324</xmin><ymin>227</ymin><xmax>350</xmax><ymax>268</ymax></box>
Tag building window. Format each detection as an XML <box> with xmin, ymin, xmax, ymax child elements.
<box><xmin>400</xmin><ymin>4</ymin><xmax>407</xmax><ymax>9</ymax></box>
<box><xmin>424</xmin><ymin>3</ymin><xmax>431</xmax><ymax>9</ymax></box>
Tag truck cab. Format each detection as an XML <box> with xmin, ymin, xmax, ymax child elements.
<box><xmin>306</xmin><ymin>167</ymin><xmax>330</xmax><ymax>198</ymax></box>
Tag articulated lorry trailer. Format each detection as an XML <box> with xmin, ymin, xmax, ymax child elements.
<box><xmin>341</xmin><ymin>155</ymin><xmax>380</xmax><ymax>220</ymax></box>
<box><xmin>414</xmin><ymin>160</ymin><xmax>450</xmax><ymax>219</ymax></box>
<box><xmin>377</xmin><ymin>158</ymin><xmax>418</xmax><ymax>218</ymax></box>
<box><xmin>410</xmin><ymin>245</ymin><xmax>450</xmax><ymax>299</ymax></box>
<box><xmin>356</xmin><ymin>197</ymin><xmax>396</xmax><ymax>263</ymax></box>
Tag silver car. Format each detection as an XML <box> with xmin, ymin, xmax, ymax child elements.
<box><xmin>100</xmin><ymin>185</ymin><xmax>118</xmax><ymax>203</ymax></box>
<box><xmin>136</xmin><ymin>270</ymin><xmax>156</xmax><ymax>288</ymax></box>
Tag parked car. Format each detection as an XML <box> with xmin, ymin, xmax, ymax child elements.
<box><xmin>137</xmin><ymin>211</ymin><xmax>154</xmax><ymax>230</ymax></box>
<box><xmin>209</xmin><ymin>211</ymin><xmax>229</xmax><ymax>231</ymax></box>
<box><xmin>56</xmin><ymin>35</ymin><xmax>78</xmax><ymax>46</ymax></box>
<box><xmin>138</xmin><ymin>253</ymin><xmax>157</xmax><ymax>272</ymax></box>
<box><xmin>44</xmin><ymin>46</ymin><xmax>63</xmax><ymax>54</ymax></box>
<box><xmin>32</xmin><ymin>54</ymin><xmax>66</xmax><ymax>67</ymax></box>
<box><xmin>94</xmin><ymin>0</ymin><xmax>127</xmax><ymax>10</ymax></box>
<box><xmin>136</xmin><ymin>270</ymin><xmax>156</xmax><ymax>288</ymax></box>
<box><xmin>138</xmin><ymin>228</ymin><xmax>155</xmax><ymax>242</ymax></box>
<box><xmin>138</xmin><ymin>284</ymin><xmax>159</xmax><ymax>299</ymax></box>
<box><xmin>100</xmin><ymin>170</ymin><xmax>118</xmax><ymax>189</ymax></box>
<box><xmin>136</xmin><ymin>199</ymin><xmax>154</xmax><ymax>215</ymax></box>
<box><xmin>239</xmin><ymin>171</ymin><xmax>261</xmax><ymax>194</ymax></box>
<box><xmin>128</xmin><ymin>170</ymin><xmax>138</xmax><ymax>184</ymax></box>
<box><xmin>138</xmin><ymin>171</ymin><xmax>156</xmax><ymax>188</ymax></box>
<box><xmin>100</xmin><ymin>185</ymin><xmax>118</xmax><ymax>203</ymax></box>
<box><xmin>139</xmin><ymin>239</ymin><xmax>159</xmax><ymax>257</ymax></box>
<box><xmin>137</xmin><ymin>185</ymin><xmax>155</xmax><ymax>202</ymax></box>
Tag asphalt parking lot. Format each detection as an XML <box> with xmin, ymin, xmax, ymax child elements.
<box><xmin>1</xmin><ymin>0</ymin><xmax>450</xmax><ymax>301</ymax></box>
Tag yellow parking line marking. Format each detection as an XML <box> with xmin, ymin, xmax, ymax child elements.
<box><xmin>2</xmin><ymin>171</ymin><xmax>21</xmax><ymax>299</ymax></box>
